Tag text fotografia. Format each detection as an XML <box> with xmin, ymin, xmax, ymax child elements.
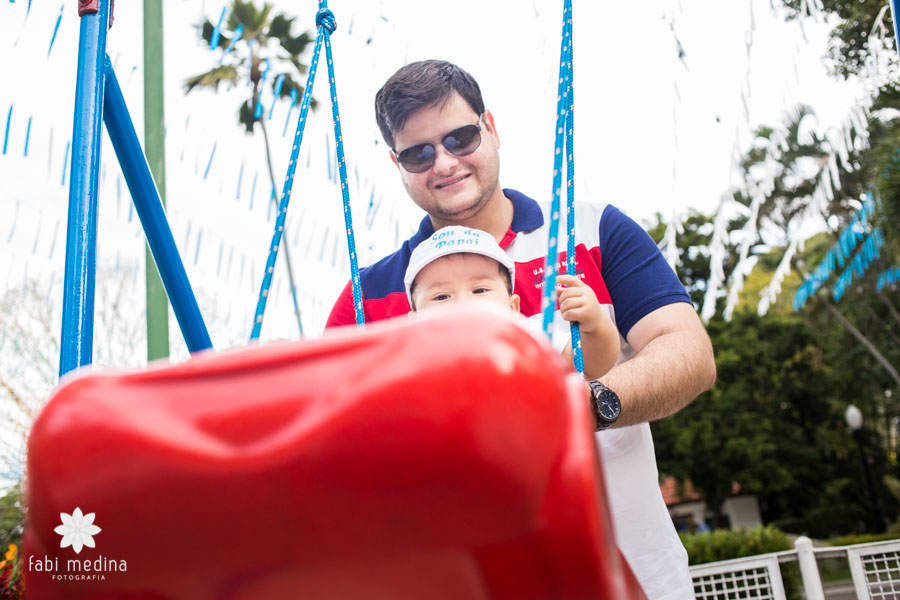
<box><xmin>29</xmin><ymin>554</ymin><xmax>127</xmax><ymax>580</ymax></box>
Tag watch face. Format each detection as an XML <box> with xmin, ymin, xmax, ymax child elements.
<box><xmin>590</xmin><ymin>382</ymin><xmax>621</xmax><ymax>425</ymax></box>
<box><xmin>599</xmin><ymin>392</ymin><xmax>620</xmax><ymax>420</ymax></box>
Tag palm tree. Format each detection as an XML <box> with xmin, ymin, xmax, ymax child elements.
<box><xmin>185</xmin><ymin>0</ymin><xmax>315</xmax><ymax>336</ymax></box>
<box><xmin>739</xmin><ymin>104</ymin><xmax>839</xmax><ymax>230</ymax></box>
<box><xmin>734</xmin><ymin>104</ymin><xmax>900</xmax><ymax>387</ymax></box>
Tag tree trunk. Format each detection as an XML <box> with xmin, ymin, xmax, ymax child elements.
<box><xmin>711</xmin><ymin>494</ymin><xmax>729</xmax><ymax>530</ymax></box>
<box><xmin>879</xmin><ymin>290</ymin><xmax>900</xmax><ymax>329</ymax></box>
<box><xmin>795</xmin><ymin>260</ymin><xmax>900</xmax><ymax>388</ymax></box>
<box><xmin>258</xmin><ymin>117</ymin><xmax>304</xmax><ymax>336</ymax></box>
<box><xmin>864</xmin><ymin>305</ymin><xmax>900</xmax><ymax>348</ymax></box>
<box><xmin>818</xmin><ymin>298</ymin><xmax>900</xmax><ymax>388</ymax></box>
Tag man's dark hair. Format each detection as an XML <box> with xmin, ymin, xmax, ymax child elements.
<box><xmin>375</xmin><ymin>60</ymin><xmax>485</xmax><ymax>150</ymax></box>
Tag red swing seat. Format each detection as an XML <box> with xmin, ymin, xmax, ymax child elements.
<box><xmin>24</xmin><ymin>307</ymin><xmax>645</xmax><ymax>599</ymax></box>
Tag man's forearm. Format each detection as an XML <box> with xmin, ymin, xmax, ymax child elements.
<box><xmin>598</xmin><ymin>327</ymin><xmax>716</xmax><ymax>427</ymax></box>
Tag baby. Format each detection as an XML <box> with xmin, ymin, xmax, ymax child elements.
<box><xmin>404</xmin><ymin>226</ymin><xmax>619</xmax><ymax>380</ymax></box>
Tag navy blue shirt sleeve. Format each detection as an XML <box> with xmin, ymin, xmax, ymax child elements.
<box><xmin>597</xmin><ymin>205</ymin><xmax>691</xmax><ymax>339</ymax></box>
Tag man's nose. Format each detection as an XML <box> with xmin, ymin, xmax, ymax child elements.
<box><xmin>431</xmin><ymin>145</ymin><xmax>460</xmax><ymax>175</ymax></box>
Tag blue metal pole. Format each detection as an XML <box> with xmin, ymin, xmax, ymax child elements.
<box><xmin>60</xmin><ymin>0</ymin><xmax>111</xmax><ymax>376</ymax></box>
<box><xmin>891</xmin><ymin>0</ymin><xmax>900</xmax><ymax>63</ymax></box>
<box><xmin>103</xmin><ymin>58</ymin><xmax>213</xmax><ymax>353</ymax></box>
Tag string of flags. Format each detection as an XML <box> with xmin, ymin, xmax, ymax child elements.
<box><xmin>2</xmin><ymin>2</ymin><xmax>368</xmax><ymax>215</ymax></box>
<box><xmin>723</xmin><ymin>184</ymin><xmax>766</xmax><ymax>322</ymax></box>
<box><xmin>758</xmin><ymin>238</ymin><xmax>799</xmax><ymax>317</ymax></box>
<box><xmin>2</xmin><ymin>106</ymin><xmax>11</xmax><ymax>155</ymax></box>
<box><xmin>704</xmin><ymin>0</ymin><xmax>893</xmax><ymax>321</ymax></box>
<box><xmin>0</xmin><ymin>1</ymin><xmax>412</xmax><ymax>341</ymax></box>
<box><xmin>12</xmin><ymin>0</ymin><xmax>34</xmax><ymax>47</ymax></box>
<box><xmin>700</xmin><ymin>193</ymin><xmax>731</xmax><ymax>323</ymax></box>
<box><xmin>877</xmin><ymin>267</ymin><xmax>900</xmax><ymax>292</ymax></box>
<box><xmin>831</xmin><ymin>227</ymin><xmax>884</xmax><ymax>302</ymax></box>
<box><xmin>699</xmin><ymin>0</ymin><xmax>763</xmax><ymax>322</ymax></box>
<box><xmin>793</xmin><ymin>192</ymin><xmax>878</xmax><ymax>309</ymax></box>
<box><xmin>47</xmin><ymin>3</ymin><xmax>63</xmax><ymax>58</ymax></box>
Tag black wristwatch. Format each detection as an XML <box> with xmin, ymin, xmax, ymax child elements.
<box><xmin>588</xmin><ymin>381</ymin><xmax>621</xmax><ymax>431</ymax></box>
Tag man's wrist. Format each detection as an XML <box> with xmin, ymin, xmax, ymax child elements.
<box><xmin>587</xmin><ymin>380</ymin><xmax>621</xmax><ymax>430</ymax></box>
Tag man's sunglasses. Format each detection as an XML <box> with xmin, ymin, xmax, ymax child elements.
<box><xmin>393</xmin><ymin>115</ymin><xmax>484</xmax><ymax>174</ymax></box>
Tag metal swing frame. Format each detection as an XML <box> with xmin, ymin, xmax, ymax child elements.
<box><xmin>60</xmin><ymin>0</ymin><xmax>212</xmax><ymax>376</ymax></box>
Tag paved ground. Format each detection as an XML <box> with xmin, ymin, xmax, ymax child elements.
<box><xmin>822</xmin><ymin>580</ymin><xmax>857</xmax><ymax>599</ymax></box>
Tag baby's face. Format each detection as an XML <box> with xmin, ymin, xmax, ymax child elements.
<box><xmin>411</xmin><ymin>253</ymin><xmax>519</xmax><ymax>312</ymax></box>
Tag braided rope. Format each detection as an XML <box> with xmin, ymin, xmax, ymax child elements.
<box><xmin>321</xmin><ymin>9</ymin><xmax>364</xmax><ymax>327</ymax></box>
<box><xmin>250</xmin><ymin>2</ymin><xmax>363</xmax><ymax>338</ymax></box>
<box><xmin>541</xmin><ymin>0</ymin><xmax>583</xmax><ymax>374</ymax></box>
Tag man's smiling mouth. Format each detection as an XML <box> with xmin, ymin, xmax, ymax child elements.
<box><xmin>435</xmin><ymin>174</ymin><xmax>470</xmax><ymax>189</ymax></box>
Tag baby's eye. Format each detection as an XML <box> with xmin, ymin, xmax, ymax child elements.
<box><xmin>432</xmin><ymin>293</ymin><xmax>451</xmax><ymax>302</ymax></box>
<box><xmin>472</xmin><ymin>287</ymin><xmax>489</xmax><ymax>295</ymax></box>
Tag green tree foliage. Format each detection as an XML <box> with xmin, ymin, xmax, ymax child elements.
<box><xmin>780</xmin><ymin>0</ymin><xmax>896</xmax><ymax>79</ymax></box>
<box><xmin>186</xmin><ymin>0</ymin><xmax>315</xmax><ymax>133</ymax></box>
<box><xmin>654</xmin><ymin>308</ymin><xmax>897</xmax><ymax>536</ymax></box>
<box><xmin>651</xmin><ymin>193</ymin><xmax>899</xmax><ymax>533</ymax></box>
<box><xmin>0</xmin><ymin>486</ymin><xmax>22</xmax><ymax>551</ymax></box>
<box><xmin>185</xmin><ymin>0</ymin><xmax>317</xmax><ymax>334</ymax></box>
<box><xmin>646</xmin><ymin>210</ymin><xmax>743</xmax><ymax>307</ymax></box>
<box><xmin>867</xmin><ymin>83</ymin><xmax>900</xmax><ymax>259</ymax></box>
<box><xmin>658</xmin><ymin>313</ymin><xmax>831</xmax><ymax>529</ymax></box>
<box><xmin>651</xmin><ymin>203</ymin><xmax>899</xmax><ymax>533</ymax></box>
<box><xmin>729</xmin><ymin>93</ymin><xmax>899</xmax><ymax>387</ymax></box>
<box><xmin>654</xmin><ymin>2</ymin><xmax>900</xmax><ymax>540</ymax></box>
<box><xmin>741</xmin><ymin>103</ymin><xmax>871</xmax><ymax>228</ymax></box>
<box><xmin>777</xmin><ymin>0</ymin><xmax>900</xmax><ymax>257</ymax></box>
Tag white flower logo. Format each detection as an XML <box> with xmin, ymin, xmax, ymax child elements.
<box><xmin>54</xmin><ymin>508</ymin><xmax>101</xmax><ymax>554</ymax></box>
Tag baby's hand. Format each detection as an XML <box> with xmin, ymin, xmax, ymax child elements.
<box><xmin>556</xmin><ymin>274</ymin><xmax>606</xmax><ymax>333</ymax></box>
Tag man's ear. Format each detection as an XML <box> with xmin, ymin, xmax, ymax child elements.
<box><xmin>509</xmin><ymin>293</ymin><xmax>520</xmax><ymax>313</ymax></box>
<box><xmin>483</xmin><ymin>109</ymin><xmax>499</xmax><ymax>148</ymax></box>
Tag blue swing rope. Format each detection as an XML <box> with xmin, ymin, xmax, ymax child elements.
<box><xmin>321</xmin><ymin>9</ymin><xmax>365</xmax><ymax>328</ymax></box>
<box><xmin>541</xmin><ymin>0</ymin><xmax>584</xmax><ymax>375</ymax></box>
<box><xmin>250</xmin><ymin>2</ymin><xmax>364</xmax><ymax>339</ymax></box>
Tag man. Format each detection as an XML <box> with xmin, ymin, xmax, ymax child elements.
<box><xmin>327</xmin><ymin>59</ymin><xmax>716</xmax><ymax>599</ymax></box>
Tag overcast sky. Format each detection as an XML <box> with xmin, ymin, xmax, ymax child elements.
<box><xmin>0</xmin><ymin>0</ymin><xmax>868</xmax><ymax>349</ymax></box>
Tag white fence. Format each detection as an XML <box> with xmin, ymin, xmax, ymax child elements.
<box><xmin>689</xmin><ymin>538</ymin><xmax>900</xmax><ymax>599</ymax></box>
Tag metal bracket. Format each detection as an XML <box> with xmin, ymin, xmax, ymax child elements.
<box><xmin>77</xmin><ymin>0</ymin><xmax>114</xmax><ymax>27</ymax></box>
<box><xmin>77</xmin><ymin>0</ymin><xmax>98</xmax><ymax>16</ymax></box>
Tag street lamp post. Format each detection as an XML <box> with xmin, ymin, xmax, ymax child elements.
<box><xmin>845</xmin><ymin>405</ymin><xmax>887</xmax><ymax>533</ymax></box>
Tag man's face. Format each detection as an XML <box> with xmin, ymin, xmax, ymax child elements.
<box><xmin>391</xmin><ymin>92</ymin><xmax>501</xmax><ymax>228</ymax></box>
<box><xmin>411</xmin><ymin>253</ymin><xmax>519</xmax><ymax>313</ymax></box>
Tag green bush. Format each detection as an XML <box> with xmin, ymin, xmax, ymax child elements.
<box><xmin>680</xmin><ymin>525</ymin><xmax>791</xmax><ymax>564</ymax></box>
<box><xmin>681</xmin><ymin>526</ymin><xmax>801</xmax><ymax>600</ymax></box>
<box><xmin>828</xmin><ymin>531</ymin><xmax>900</xmax><ymax>547</ymax></box>
<box><xmin>0</xmin><ymin>485</ymin><xmax>22</xmax><ymax>551</ymax></box>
